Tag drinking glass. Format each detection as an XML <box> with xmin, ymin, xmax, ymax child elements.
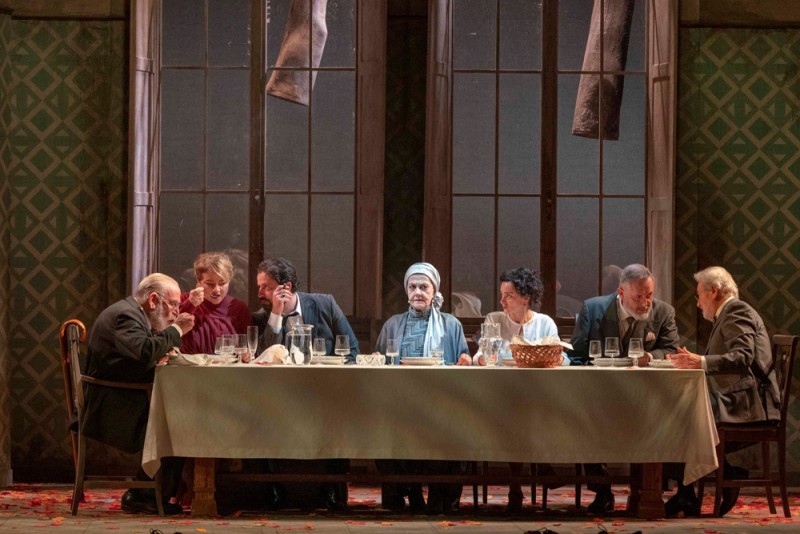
<box><xmin>428</xmin><ymin>336</ymin><xmax>445</xmax><ymax>363</ymax></box>
<box><xmin>588</xmin><ymin>340</ymin><xmax>602</xmax><ymax>365</ymax></box>
<box><xmin>334</xmin><ymin>335</ymin><xmax>350</xmax><ymax>358</ymax></box>
<box><xmin>214</xmin><ymin>336</ymin><xmax>224</xmax><ymax>355</ymax></box>
<box><xmin>219</xmin><ymin>334</ymin><xmax>235</xmax><ymax>362</ymax></box>
<box><xmin>628</xmin><ymin>337</ymin><xmax>644</xmax><ymax>368</ymax></box>
<box><xmin>386</xmin><ymin>338</ymin><xmax>399</xmax><ymax>366</ymax></box>
<box><xmin>247</xmin><ymin>326</ymin><xmax>259</xmax><ymax>359</ymax></box>
<box><xmin>234</xmin><ymin>333</ymin><xmax>249</xmax><ymax>363</ymax></box>
<box><xmin>313</xmin><ymin>337</ymin><xmax>327</xmax><ymax>361</ymax></box>
<box><xmin>480</xmin><ymin>322</ymin><xmax>501</xmax><ymax>366</ymax></box>
<box><xmin>604</xmin><ymin>337</ymin><xmax>620</xmax><ymax>361</ymax></box>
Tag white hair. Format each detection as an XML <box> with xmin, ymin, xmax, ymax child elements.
<box><xmin>134</xmin><ymin>273</ymin><xmax>180</xmax><ymax>305</ymax></box>
<box><xmin>693</xmin><ymin>266</ymin><xmax>739</xmax><ymax>298</ymax></box>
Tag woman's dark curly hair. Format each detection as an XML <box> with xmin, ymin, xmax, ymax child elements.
<box><xmin>499</xmin><ymin>267</ymin><xmax>544</xmax><ymax>309</ymax></box>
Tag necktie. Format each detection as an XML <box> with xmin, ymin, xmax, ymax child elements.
<box><xmin>622</xmin><ymin>317</ymin><xmax>635</xmax><ymax>352</ymax></box>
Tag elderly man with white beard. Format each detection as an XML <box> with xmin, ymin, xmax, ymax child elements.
<box><xmin>83</xmin><ymin>273</ymin><xmax>195</xmax><ymax>515</ymax></box>
<box><xmin>567</xmin><ymin>263</ymin><xmax>680</xmax><ymax>514</ymax></box>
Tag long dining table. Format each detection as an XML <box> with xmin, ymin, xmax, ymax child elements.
<box><xmin>142</xmin><ymin>364</ymin><xmax>718</xmax><ymax>518</ymax></box>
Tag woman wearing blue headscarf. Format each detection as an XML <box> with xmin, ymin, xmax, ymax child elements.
<box><xmin>375</xmin><ymin>262</ymin><xmax>471</xmax><ymax>366</ymax></box>
<box><xmin>374</xmin><ymin>263</ymin><xmax>471</xmax><ymax>514</ymax></box>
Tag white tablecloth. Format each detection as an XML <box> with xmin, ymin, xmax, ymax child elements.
<box><xmin>143</xmin><ymin>366</ymin><xmax>718</xmax><ymax>484</ymax></box>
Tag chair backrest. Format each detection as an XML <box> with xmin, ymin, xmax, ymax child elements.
<box><xmin>346</xmin><ymin>316</ymin><xmax>379</xmax><ymax>353</ymax></box>
<box><xmin>59</xmin><ymin>319</ymin><xmax>87</xmax><ymax>422</ymax></box>
<box><xmin>771</xmin><ymin>334</ymin><xmax>799</xmax><ymax>423</ymax></box>
<box><xmin>554</xmin><ymin>316</ymin><xmax>577</xmax><ymax>343</ymax></box>
<box><xmin>459</xmin><ymin>317</ymin><xmax>484</xmax><ymax>355</ymax></box>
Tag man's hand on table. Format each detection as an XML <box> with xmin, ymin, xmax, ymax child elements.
<box><xmin>668</xmin><ymin>347</ymin><xmax>702</xmax><ymax>369</ymax></box>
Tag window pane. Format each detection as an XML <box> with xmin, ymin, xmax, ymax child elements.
<box><xmin>162</xmin><ymin>0</ymin><xmax>204</xmax><ymax>66</ymax></box>
<box><xmin>498</xmin><ymin>197</ymin><xmax>540</xmax><ymax>275</ymax></box>
<box><xmin>319</xmin><ymin>0</ymin><xmax>355</xmax><ymax>68</ymax></box>
<box><xmin>500</xmin><ymin>0</ymin><xmax>541</xmax><ymax>70</ymax></box>
<box><xmin>208</xmin><ymin>69</ymin><xmax>250</xmax><ymax>190</ymax></box>
<box><xmin>603</xmin><ymin>75</ymin><xmax>645</xmax><ymax>195</ymax></box>
<box><xmin>207</xmin><ymin>193</ymin><xmax>250</xmax><ymax>301</ymax></box>
<box><xmin>264</xmin><ymin>194</ymin><xmax>308</xmax><ymax>282</ymax></box>
<box><xmin>161</xmin><ymin>69</ymin><xmax>205</xmax><ymax>190</ymax></box>
<box><xmin>159</xmin><ymin>193</ymin><xmax>204</xmax><ymax>292</ymax></box>
<box><xmin>267</xmin><ymin>0</ymin><xmax>291</xmax><ymax>67</ymax></box>
<box><xmin>266</xmin><ymin>88</ymin><xmax>310</xmax><ymax>190</ymax></box>
<box><xmin>627</xmin><ymin>0</ymin><xmax>646</xmax><ymax>72</ymax></box>
<box><xmin>453</xmin><ymin>0</ymin><xmax>496</xmax><ymax>70</ymax></box>
<box><xmin>453</xmin><ymin>73</ymin><xmax>495</xmax><ymax>194</ymax></box>
<box><xmin>311</xmin><ymin>71</ymin><xmax>354</xmax><ymax>192</ymax></box>
<box><xmin>209</xmin><ymin>0</ymin><xmax>251</xmax><ymax>67</ymax></box>
<box><xmin>310</xmin><ymin>195</ymin><xmax>354</xmax><ymax>314</ymax></box>
<box><xmin>558</xmin><ymin>0</ymin><xmax>593</xmax><ymax>71</ymax></box>
<box><xmin>452</xmin><ymin>196</ymin><xmax>494</xmax><ymax>318</ymax></box>
<box><xmin>499</xmin><ymin>73</ymin><xmax>540</xmax><ymax>194</ymax></box>
<box><xmin>557</xmin><ymin>197</ymin><xmax>599</xmax><ymax>315</ymax></box>
<box><xmin>558</xmin><ymin>74</ymin><xmax>598</xmax><ymax>194</ymax></box>
<box><xmin>602</xmin><ymin>198</ymin><xmax>644</xmax><ymax>271</ymax></box>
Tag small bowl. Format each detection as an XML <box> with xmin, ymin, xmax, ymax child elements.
<box><xmin>356</xmin><ymin>354</ymin><xmax>385</xmax><ymax>366</ymax></box>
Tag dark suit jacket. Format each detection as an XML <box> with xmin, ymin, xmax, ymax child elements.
<box><xmin>82</xmin><ymin>296</ymin><xmax>182</xmax><ymax>453</ymax></box>
<box><xmin>252</xmin><ymin>292</ymin><xmax>360</xmax><ymax>363</ymax></box>
<box><xmin>704</xmin><ymin>298</ymin><xmax>781</xmax><ymax>423</ymax></box>
<box><xmin>568</xmin><ymin>293</ymin><xmax>679</xmax><ymax>365</ymax></box>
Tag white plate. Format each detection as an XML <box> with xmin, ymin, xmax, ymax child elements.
<box><xmin>649</xmin><ymin>359</ymin><xmax>675</xmax><ymax>368</ymax></box>
<box><xmin>401</xmin><ymin>357</ymin><xmax>443</xmax><ymax>366</ymax></box>
<box><xmin>498</xmin><ymin>358</ymin><xmax>516</xmax><ymax>367</ymax></box>
<box><xmin>593</xmin><ymin>358</ymin><xmax>614</xmax><ymax>367</ymax></box>
<box><xmin>613</xmin><ymin>357</ymin><xmax>634</xmax><ymax>367</ymax></box>
<box><xmin>311</xmin><ymin>356</ymin><xmax>347</xmax><ymax>365</ymax></box>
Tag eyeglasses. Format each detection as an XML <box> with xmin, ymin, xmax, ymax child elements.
<box><xmin>156</xmin><ymin>293</ymin><xmax>180</xmax><ymax>310</ymax></box>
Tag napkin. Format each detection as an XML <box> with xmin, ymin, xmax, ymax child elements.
<box><xmin>254</xmin><ymin>344</ymin><xmax>288</xmax><ymax>364</ymax></box>
<box><xmin>510</xmin><ymin>335</ymin><xmax>573</xmax><ymax>351</ymax></box>
<box><xmin>168</xmin><ymin>351</ymin><xmax>211</xmax><ymax>366</ymax></box>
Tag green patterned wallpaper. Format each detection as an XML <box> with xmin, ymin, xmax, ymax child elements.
<box><xmin>676</xmin><ymin>28</ymin><xmax>800</xmax><ymax>474</ymax></box>
<box><xmin>0</xmin><ymin>12</ymin><xmax>13</xmax><ymax>484</ymax></box>
<box><xmin>5</xmin><ymin>19</ymin><xmax>127</xmax><ymax>481</ymax></box>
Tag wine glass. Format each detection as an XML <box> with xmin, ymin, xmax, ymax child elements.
<box><xmin>628</xmin><ymin>337</ymin><xmax>644</xmax><ymax>368</ymax></box>
<box><xmin>234</xmin><ymin>333</ymin><xmax>248</xmax><ymax>363</ymax></box>
<box><xmin>605</xmin><ymin>336</ymin><xmax>620</xmax><ymax>362</ymax></box>
<box><xmin>335</xmin><ymin>335</ymin><xmax>350</xmax><ymax>358</ymax></box>
<box><xmin>247</xmin><ymin>325</ymin><xmax>259</xmax><ymax>360</ymax></box>
<box><xmin>386</xmin><ymin>338</ymin><xmax>399</xmax><ymax>366</ymax></box>
<box><xmin>588</xmin><ymin>340</ymin><xmax>602</xmax><ymax>365</ymax></box>
<box><xmin>313</xmin><ymin>337</ymin><xmax>327</xmax><ymax>362</ymax></box>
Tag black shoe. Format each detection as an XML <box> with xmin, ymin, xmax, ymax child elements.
<box><xmin>587</xmin><ymin>490</ymin><xmax>614</xmax><ymax>515</ymax></box>
<box><xmin>408</xmin><ymin>487</ymin><xmax>426</xmax><ymax>514</ymax></box>
<box><xmin>719</xmin><ymin>465</ymin><xmax>748</xmax><ymax>516</ymax></box>
<box><xmin>665</xmin><ymin>492</ymin><xmax>701</xmax><ymax>518</ymax></box>
<box><xmin>321</xmin><ymin>486</ymin><xmax>348</xmax><ymax>512</ymax></box>
<box><xmin>537</xmin><ymin>464</ymin><xmax>564</xmax><ymax>490</ymax></box>
<box><xmin>121</xmin><ymin>490</ymin><xmax>181</xmax><ymax>515</ymax></box>
<box><xmin>505</xmin><ymin>492</ymin><xmax>523</xmax><ymax>514</ymax></box>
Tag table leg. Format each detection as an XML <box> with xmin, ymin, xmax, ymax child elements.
<box><xmin>633</xmin><ymin>463</ymin><xmax>664</xmax><ymax>519</ymax></box>
<box><xmin>192</xmin><ymin>458</ymin><xmax>218</xmax><ymax>517</ymax></box>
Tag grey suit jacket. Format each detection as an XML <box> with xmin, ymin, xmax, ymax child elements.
<box><xmin>568</xmin><ymin>293</ymin><xmax>680</xmax><ymax>365</ymax></box>
<box><xmin>252</xmin><ymin>292</ymin><xmax>360</xmax><ymax>362</ymax></box>
<box><xmin>82</xmin><ymin>296</ymin><xmax>182</xmax><ymax>453</ymax></box>
<box><xmin>704</xmin><ymin>298</ymin><xmax>781</xmax><ymax>423</ymax></box>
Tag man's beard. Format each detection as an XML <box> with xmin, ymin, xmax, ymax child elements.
<box><xmin>260</xmin><ymin>300</ymin><xmax>272</xmax><ymax>314</ymax></box>
<box><xmin>148</xmin><ymin>305</ymin><xmax>171</xmax><ymax>331</ymax></box>
<box><xmin>627</xmin><ymin>307</ymin><xmax>651</xmax><ymax>321</ymax></box>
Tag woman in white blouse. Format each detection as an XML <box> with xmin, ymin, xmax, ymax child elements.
<box><xmin>474</xmin><ymin>267</ymin><xmax>566</xmax><ymax>513</ymax></box>
<box><xmin>474</xmin><ymin>267</ymin><xmax>568</xmax><ymax>366</ymax></box>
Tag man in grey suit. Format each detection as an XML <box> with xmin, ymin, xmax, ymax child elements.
<box><xmin>251</xmin><ymin>257</ymin><xmax>358</xmax><ymax>510</ymax></box>
<box><xmin>84</xmin><ymin>273</ymin><xmax>195</xmax><ymax>514</ymax></box>
<box><xmin>568</xmin><ymin>263</ymin><xmax>680</xmax><ymax>514</ymax></box>
<box><xmin>252</xmin><ymin>258</ymin><xmax>359</xmax><ymax>362</ymax></box>
<box><xmin>667</xmin><ymin>266</ymin><xmax>781</xmax><ymax>517</ymax></box>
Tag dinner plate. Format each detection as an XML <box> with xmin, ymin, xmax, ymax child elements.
<box><xmin>613</xmin><ymin>357</ymin><xmax>634</xmax><ymax>367</ymax></box>
<box><xmin>311</xmin><ymin>356</ymin><xmax>347</xmax><ymax>365</ymax></box>
<box><xmin>401</xmin><ymin>357</ymin><xmax>443</xmax><ymax>366</ymax></box>
<box><xmin>592</xmin><ymin>358</ymin><xmax>614</xmax><ymax>367</ymax></box>
<box><xmin>649</xmin><ymin>359</ymin><xmax>675</xmax><ymax>368</ymax></box>
<box><xmin>498</xmin><ymin>358</ymin><xmax>516</xmax><ymax>367</ymax></box>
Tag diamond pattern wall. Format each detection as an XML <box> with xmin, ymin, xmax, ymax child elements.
<box><xmin>5</xmin><ymin>19</ymin><xmax>127</xmax><ymax>481</ymax></box>
<box><xmin>0</xmin><ymin>12</ymin><xmax>14</xmax><ymax>484</ymax></box>
<box><xmin>676</xmin><ymin>28</ymin><xmax>800</xmax><ymax>473</ymax></box>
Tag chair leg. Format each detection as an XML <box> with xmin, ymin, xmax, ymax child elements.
<box><xmin>155</xmin><ymin>468</ymin><xmax>164</xmax><ymax>517</ymax></box>
<box><xmin>482</xmin><ymin>461</ymin><xmax>488</xmax><ymax>504</ymax></box>
<box><xmin>779</xmin><ymin>437</ymin><xmax>791</xmax><ymax>518</ymax></box>
<box><xmin>574</xmin><ymin>463</ymin><xmax>582</xmax><ymax>509</ymax></box>
<box><xmin>541</xmin><ymin>484</ymin><xmax>548</xmax><ymax>510</ymax></box>
<box><xmin>713</xmin><ymin>443</ymin><xmax>725</xmax><ymax>517</ymax></box>
<box><xmin>763</xmin><ymin>441</ymin><xmax>776</xmax><ymax>514</ymax></box>
<box><xmin>530</xmin><ymin>463</ymin><xmax>536</xmax><ymax>506</ymax></box>
<box><xmin>71</xmin><ymin>432</ymin><xmax>87</xmax><ymax>515</ymax></box>
<box><xmin>471</xmin><ymin>461</ymin><xmax>478</xmax><ymax>509</ymax></box>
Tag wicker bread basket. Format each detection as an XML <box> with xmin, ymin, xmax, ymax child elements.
<box><xmin>510</xmin><ymin>344</ymin><xmax>563</xmax><ymax>368</ymax></box>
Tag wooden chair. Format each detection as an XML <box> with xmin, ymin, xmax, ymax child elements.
<box><xmin>59</xmin><ymin>319</ymin><xmax>164</xmax><ymax>516</ymax></box>
<box><xmin>346</xmin><ymin>316</ymin><xmax>379</xmax><ymax>353</ymax></box>
<box><xmin>698</xmin><ymin>334</ymin><xmax>798</xmax><ymax>518</ymax></box>
<box><xmin>554</xmin><ymin>315</ymin><xmax>577</xmax><ymax>343</ymax></box>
